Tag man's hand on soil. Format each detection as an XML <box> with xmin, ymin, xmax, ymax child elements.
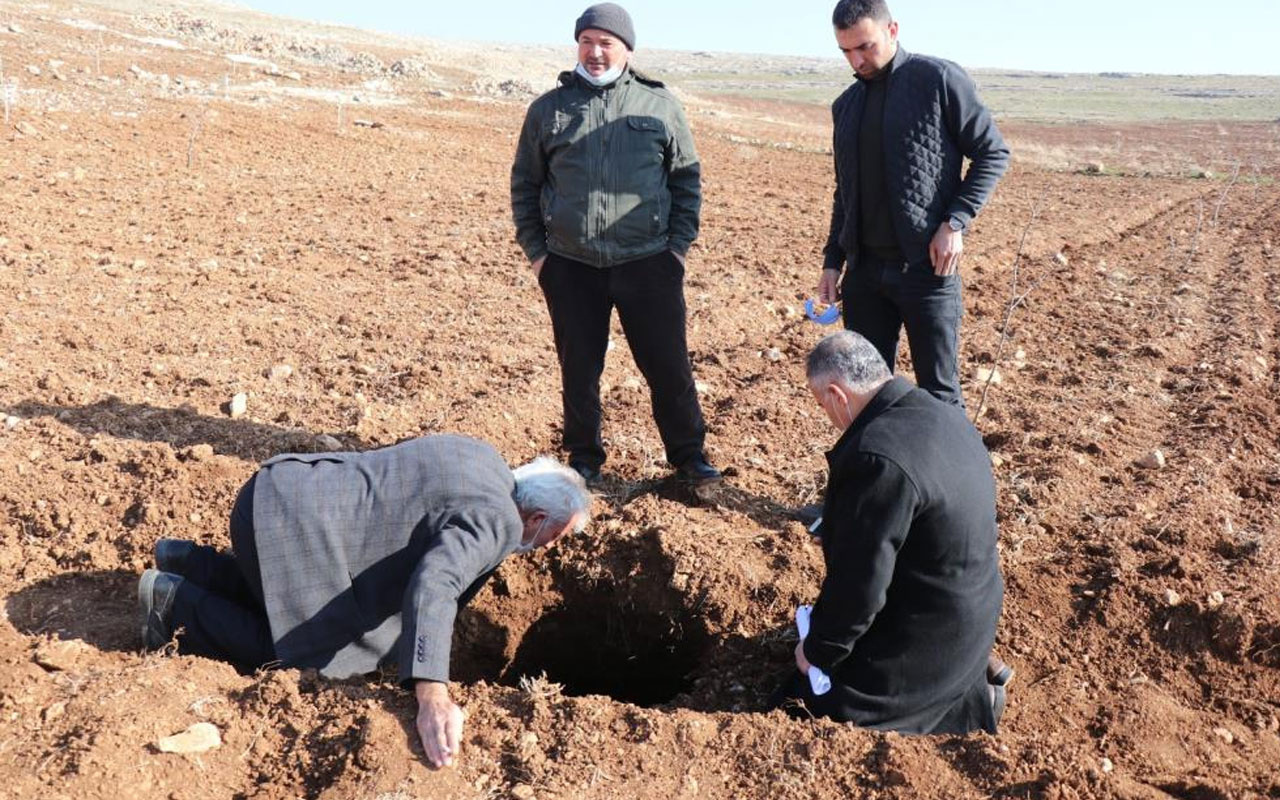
<box><xmin>929</xmin><ymin>224</ymin><xmax>963</xmax><ymax>276</ymax></box>
<box><xmin>415</xmin><ymin>681</ymin><xmax>464</xmax><ymax>769</ymax></box>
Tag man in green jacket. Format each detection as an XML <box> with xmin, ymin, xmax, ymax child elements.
<box><xmin>511</xmin><ymin>3</ymin><xmax>720</xmax><ymax>488</ymax></box>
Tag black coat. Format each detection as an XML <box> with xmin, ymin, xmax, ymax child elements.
<box><xmin>822</xmin><ymin>46</ymin><xmax>1009</xmax><ymax>273</ymax></box>
<box><xmin>803</xmin><ymin>377</ymin><xmax>1003</xmax><ymax>733</ymax></box>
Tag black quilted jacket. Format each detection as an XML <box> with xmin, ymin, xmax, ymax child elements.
<box><xmin>822</xmin><ymin>46</ymin><xmax>1009</xmax><ymax>273</ymax></box>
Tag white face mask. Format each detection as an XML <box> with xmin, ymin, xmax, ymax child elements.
<box><xmin>575</xmin><ymin>61</ymin><xmax>624</xmax><ymax>87</ymax></box>
<box><xmin>515</xmin><ymin>516</ymin><xmax>550</xmax><ymax>554</ymax></box>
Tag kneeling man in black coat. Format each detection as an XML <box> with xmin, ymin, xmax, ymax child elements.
<box><xmin>774</xmin><ymin>331</ymin><xmax>1006</xmax><ymax>733</ymax></box>
<box><xmin>135</xmin><ymin>435</ymin><xmax>591</xmax><ymax>767</ymax></box>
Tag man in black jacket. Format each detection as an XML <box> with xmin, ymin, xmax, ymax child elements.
<box><xmin>774</xmin><ymin>331</ymin><xmax>1006</xmax><ymax>734</ymax></box>
<box><xmin>816</xmin><ymin>0</ymin><xmax>1009</xmax><ymax>407</ymax></box>
<box><xmin>135</xmin><ymin>435</ymin><xmax>591</xmax><ymax>768</ymax></box>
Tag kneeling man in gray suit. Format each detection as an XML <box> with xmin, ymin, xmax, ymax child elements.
<box><xmin>135</xmin><ymin>434</ymin><xmax>591</xmax><ymax>768</ymax></box>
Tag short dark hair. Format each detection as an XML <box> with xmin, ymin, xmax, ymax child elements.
<box><xmin>832</xmin><ymin>0</ymin><xmax>892</xmax><ymax>29</ymax></box>
<box><xmin>806</xmin><ymin>330</ymin><xmax>891</xmax><ymax>393</ymax></box>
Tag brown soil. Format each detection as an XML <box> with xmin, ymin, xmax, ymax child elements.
<box><xmin>3</xmin><ymin>3</ymin><xmax>1280</xmax><ymax>798</ymax></box>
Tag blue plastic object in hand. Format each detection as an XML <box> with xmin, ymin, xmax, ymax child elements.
<box><xmin>804</xmin><ymin>298</ymin><xmax>840</xmax><ymax>325</ymax></box>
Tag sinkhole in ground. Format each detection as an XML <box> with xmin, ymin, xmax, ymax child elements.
<box><xmin>501</xmin><ymin>597</ymin><xmax>711</xmax><ymax>708</ymax></box>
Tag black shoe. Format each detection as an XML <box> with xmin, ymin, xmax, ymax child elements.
<box><xmin>154</xmin><ymin>538</ymin><xmax>196</xmax><ymax>575</ymax></box>
<box><xmin>791</xmin><ymin>503</ymin><xmax>823</xmax><ymax>527</ymax></box>
<box><xmin>138</xmin><ymin>569</ymin><xmax>182</xmax><ymax>651</ymax></box>
<box><xmin>675</xmin><ymin>457</ymin><xmax>723</xmax><ymax>487</ymax></box>
<box><xmin>569</xmin><ymin>461</ymin><xmax>603</xmax><ymax>486</ymax></box>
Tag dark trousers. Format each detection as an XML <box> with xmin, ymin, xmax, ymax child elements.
<box><xmin>842</xmin><ymin>254</ymin><xmax>964</xmax><ymax>407</ymax></box>
<box><xmin>769</xmin><ymin>669</ymin><xmax>999</xmax><ymax>735</ymax></box>
<box><xmin>169</xmin><ymin>475</ymin><xmax>277</xmax><ymax>669</ymax></box>
<box><xmin>539</xmin><ymin>250</ymin><xmax>706</xmax><ymax>469</ymax></box>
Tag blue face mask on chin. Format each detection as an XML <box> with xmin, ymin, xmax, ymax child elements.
<box><xmin>575</xmin><ymin>62</ymin><xmax>624</xmax><ymax>87</ymax></box>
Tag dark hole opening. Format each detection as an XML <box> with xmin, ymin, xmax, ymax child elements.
<box><xmin>502</xmin><ymin>601</ymin><xmax>709</xmax><ymax>707</ymax></box>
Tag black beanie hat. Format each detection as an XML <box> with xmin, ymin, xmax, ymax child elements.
<box><xmin>574</xmin><ymin>3</ymin><xmax>635</xmax><ymax>51</ymax></box>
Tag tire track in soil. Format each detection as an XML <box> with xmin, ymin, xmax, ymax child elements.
<box><xmin>943</xmin><ymin>184</ymin><xmax>1280</xmax><ymax>794</ymax></box>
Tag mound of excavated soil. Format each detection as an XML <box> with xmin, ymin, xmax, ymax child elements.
<box><xmin>2</xmin><ymin>2</ymin><xmax>1279</xmax><ymax>798</ymax></box>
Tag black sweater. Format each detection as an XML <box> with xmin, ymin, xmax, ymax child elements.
<box><xmin>823</xmin><ymin>46</ymin><xmax>1009</xmax><ymax>272</ymax></box>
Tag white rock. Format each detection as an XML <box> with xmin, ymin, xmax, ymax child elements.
<box><xmin>267</xmin><ymin>364</ymin><xmax>294</xmax><ymax>381</ymax></box>
<box><xmin>4</xmin><ymin>415</ymin><xmax>19</xmax><ymax>431</ymax></box>
<box><xmin>1212</xmin><ymin>727</ymin><xmax>1234</xmax><ymax>745</ymax></box>
<box><xmin>1053</xmin><ymin>252</ymin><xmax>1069</xmax><ymax>267</ymax></box>
<box><xmin>1101</xmin><ymin>757</ymin><xmax>1114</xmax><ymax>773</ymax></box>
<box><xmin>764</xmin><ymin>347</ymin><xmax>783</xmax><ymax>362</ymax></box>
<box><xmin>315</xmin><ymin>434</ymin><xmax>343</xmax><ymax>451</ymax></box>
<box><xmin>989</xmin><ymin>452</ymin><xmax>1005</xmax><ymax>468</ymax></box>
<box><xmin>157</xmin><ymin>722</ymin><xmax>222</xmax><ymax>754</ymax></box>
<box><xmin>694</xmin><ymin>381</ymin><xmax>710</xmax><ymax>395</ymax></box>
<box><xmin>1164</xmin><ymin>589</ymin><xmax>1182</xmax><ymax>607</ymax></box>
<box><xmin>228</xmin><ymin>393</ymin><xmax>248</xmax><ymax>418</ymax></box>
<box><xmin>1136</xmin><ymin>450</ymin><xmax>1166</xmax><ymax>470</ymax></box>
<box><xmin>1207</xmin><ymin>591</ymin><xmax>1225</xmax><ymax>610</ymax></box>
<box><xmin>15</xmin><ymin>121</ymin><xmax>38</xmax><ymax>137</ymax></box>
<box><xmin>975</xmin><ymin>366</ymin><xmax>1003</xmax><ymax>385</ymax></box>
<box><xmin>26</xmin><ymin>65</ymin><xmax>40</xmax><ymax>76</ymax></box>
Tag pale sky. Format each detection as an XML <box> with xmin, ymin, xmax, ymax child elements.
<box><xmin>238</xmin><ymin>1</ymin><xmax>1280</xmax><ymax>75</ymax></box>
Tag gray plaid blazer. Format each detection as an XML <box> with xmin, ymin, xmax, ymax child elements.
<box><xmin>251</xmin><ymin>435</ymin><xmax>522</xmax><ymax>684</ymax></box>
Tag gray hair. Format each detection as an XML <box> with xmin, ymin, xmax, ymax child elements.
<box><xmin>806</xmin><ymin>330</ymin><xmax>891</xmax><ymax>393</ymax></box>
<box><xmin>512</xmin><ymin>457</ymin><xmax>592</xmax><ymax>531</ymax></box>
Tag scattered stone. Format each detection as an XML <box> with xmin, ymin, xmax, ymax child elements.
<box><xmin>132</xmin><ymin>258</ymin><xmax>147</xmax><ymax>270</ymax></box>
<box><xmin>510</xmin><ymin>785</ymin><xmax>536</xmax><ymax>800</ymax></box>
<box><xmin>990</xmin><ymin>452</ymin><xmax>1005</xmax><ymax>468</ymax></box>
<box><xmin>34</xmin><ymin>639</ymin><xmax>92</xmax><ymax>671</ymax></box>
<box><xmin>184</xmin><ymin>444</ymin><xmax>215</xmax><ymax>461</ymax></box>
<box><xmin>763</xmin><ymin>347</ymin><xmax>783</xmax><ymax>362</ymax></box>
<box><xmin>264</xmin><ymin>68</ymin><xmax>302</xmax><ymax>81</ymax></box>
<box><xmin>267</xmin><ymin>364</ymin><xmax>294</xmax><ymax>381</ymax></box>
<box><xmin>1136</xmin><ymin>449</ymin><xmax>1166</xmax><ymax>470</ymax></box>
<box><xmin>315</xmin><ymin>434</ymin><xmax>344</xmax><ymax>451</ymax></box>
<box><xmin>621</xmin><ymin>376</ymin><xmax>642</xmax><ymax>391</ymax></box>
<box><xmin>353</xmin><ymin>119</ymin><xmax>384</xmax><ymax>129</ymax></box>
<box><xmin>7</xmin><ymin>23</ymin><xmax>24</xmax><ymax>34</ymax></box>
<box><xmin>1207</xmin><ymin>591</ymin><xmax>1225</xmax><ymax>610</ymax></box>
<box><xmin>1100</xmin><ymin>757</ymin><xmax>1114</xmax><ymax>773</ymax></box>
<box><xmin>42</xmin><ymin>701</ymin><xmax>67</xmax><ymax>724</ymax></box>
<box><xmin>1212</xmin><ymin>727</ymin><xmax>1234</xmax><ymax>745</ymax></box>
<box><xmin>694</xmin><ymin>381</ymin><xmax>710</xmax><ymax>395</ymax></box>
<box><xmin>228</xmin><ymin>393</ymin><xmax>248</xmax><ymax>419</ymax></box>
<box><xmin>1083</xmin><ymin>161</ymin><xmax>1105</xmax><ymax>175</ymax></box>
<box><xmin>15</xmin><ymin>121</ymin><xmax>38</xmax><ymax>137</ymax></box>
<box><xmin>1164</xmin><ymin>589</ymin><xmax>1182</xmax><ymax>607</ymax></box>
<box><xmin>975</xmin><ymin>366</ymin><xmax>1003</xmax><ymax>385</ymax></box>
<box><xmin>73</xmin><ymin>166</ymin><xmax>86</xmax><ymax>181</ymax></box>
<box><xmin>4</xmin><ymin>415</ymin><xmax>19</xmax><ymax>431</ymax></box>
<box><xmin>1052</xmin><ymin>252</ymin><xmax>1069</xmax><ymax>267</ymax></box>
<box><xmin>26</xmin><ymin>64</ymin><xmax>41</xmax><ymax>76</ymax></box>
<box><xmin>157</xmin><ymin>722</ymin><xmax>222</xmax><ymax>754</ymax></box>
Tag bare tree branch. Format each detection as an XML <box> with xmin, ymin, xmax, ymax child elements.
<box><xmin>972</xmin><ymin>196</ymin><xmax>1044</xmax><ymax>425</ymax></box>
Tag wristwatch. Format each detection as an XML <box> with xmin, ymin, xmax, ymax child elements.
<box><xmin>947</xmin><ymin>217</ymin><xmax>964</xmax><ymax>233</ymax></box>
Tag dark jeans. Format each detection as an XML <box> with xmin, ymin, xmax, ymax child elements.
<box><xmin>842</xmin><ymin>254</ymin><xmax>964</xmax><ymax>407</ymax></box>
<box><xmin>169</xmin><ymin>474</ymin><xmax>277</xmax><ymax>669</ymax></box>
<box><xmin>769</xmin><ymin>669</ymin><xmax>999</xmax><ymax>735</ymax></box>
<box><xmin>539</xmin><ymin>249</ymin><xmax>707</xmax><ymax>470</ymax></box>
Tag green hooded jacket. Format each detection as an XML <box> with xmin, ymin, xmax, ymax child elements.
<box><xmin>510</xmin><ymin>66</ymin><xmax>701</xmax><ymax>268</ymax></box>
